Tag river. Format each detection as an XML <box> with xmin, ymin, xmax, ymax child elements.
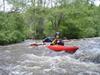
<box><xmin>0</xmin><ymin>37</ymin><xmax>100</xmax><ymax>75</ymax></box>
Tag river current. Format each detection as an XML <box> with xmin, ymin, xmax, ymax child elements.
<box><xmin>0</xmin><ymin>37</ymin><xmax>100</xmax><ymax>75</ymax></box>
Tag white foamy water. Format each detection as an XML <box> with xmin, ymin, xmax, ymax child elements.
<box><xmin>0</xmin><ymin>38</ymin><xmax>100</xmax><ymax>75</ymax></box>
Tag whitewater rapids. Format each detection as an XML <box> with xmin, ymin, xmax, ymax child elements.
<box><xmin>0</xmin><ymin>37</ymin><xmax>100</xmax><ymax>75</ymax></box>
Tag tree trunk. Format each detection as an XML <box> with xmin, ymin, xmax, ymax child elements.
<box><xmin>3</xmin><ymin>0</ymin><xmax>5</xmax><ymax>12</ymax></box>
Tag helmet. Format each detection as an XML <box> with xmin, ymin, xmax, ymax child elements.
<box><xmin>56</xmin><ymin>32</ymin><xmax>60</xmax><ymax>35</ymax></box>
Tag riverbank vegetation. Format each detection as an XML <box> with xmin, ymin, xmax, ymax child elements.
<box><xmin>0</xmin><ymin>0</ymin><xmax>100</xmax><ymax>45</ymax></box>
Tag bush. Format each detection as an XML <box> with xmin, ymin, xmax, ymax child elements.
<box><xmin>80</xmin><ymin>27</ymin><xmax>96</xmax><ymax>38</ymax></box>
<box><xmin>0</xmin><ymin>12</ymin><xmax>28</xmax><ymax>45</ymax></box>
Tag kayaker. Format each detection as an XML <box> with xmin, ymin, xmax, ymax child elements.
<box><xmin>50</xmin><ymin>32</ymin><xmax>64</xmax><ymax>45</ymax></box>
<box><xmin>43</xmin><ymin>37</ymin><xmax>53</xmax><ymax>43</ymax></box>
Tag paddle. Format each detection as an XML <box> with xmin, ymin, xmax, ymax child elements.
<box><xmin>30</xmin><ymin>43</ymin><xmax>45</xmax><ymax>46</ymax></box>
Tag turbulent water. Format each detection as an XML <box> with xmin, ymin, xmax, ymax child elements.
<box><xmin>0</xmin><ymin>37</ymin><xmax>100</xmax><ymax>75</ymax></box>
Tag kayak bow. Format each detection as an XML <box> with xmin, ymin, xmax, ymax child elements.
<box><xmin>47</xmin><ymin>45</ymin><xmax>79</xmax><ymax>53</ymax></box>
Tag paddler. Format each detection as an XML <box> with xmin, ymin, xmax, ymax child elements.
<box><xmin>50</xmin><ymin>32</ymin><xmax>64</xmax><ymax>45</ymax></box>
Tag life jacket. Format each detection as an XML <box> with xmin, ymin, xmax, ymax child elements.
<box><xmin>57</xmin><ymin>39</ymin><xmax>64</xmax><ymax>45</ymax></box>
<box><xmin>51</xmin><ymin>39</ymin><xmax>64</xmax><ymax>46</ymax></box>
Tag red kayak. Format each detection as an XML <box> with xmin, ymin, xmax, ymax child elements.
<box><xmin>47</xmin><ymin>45</ymin><xmax>79</xmax><ymax>53</ymax></box>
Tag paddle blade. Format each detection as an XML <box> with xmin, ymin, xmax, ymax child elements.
<box><xmin>30</xmin><ymin>43</ymin><xmax>39</xmax><ymax>46</ymax></box>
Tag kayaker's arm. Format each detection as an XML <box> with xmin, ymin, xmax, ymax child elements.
<box><xmin>50</xmin><ymin>39</ymin><xmax>57</xmax><ymax>45</ymax></box>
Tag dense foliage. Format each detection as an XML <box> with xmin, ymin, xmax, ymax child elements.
<box><xmin>0</xmin><ymin>0</ymin><xmax>100</xmax><ymax>45</ymax></box>
<box><xmin>0</xmin><ymin>12</ymin><xmax>29</xmax><ymax>45</ymax></box>
<box><xmin>21</xmin><ymin>0</ymin><xmax>100</xmax><ymax>39</ymax></box>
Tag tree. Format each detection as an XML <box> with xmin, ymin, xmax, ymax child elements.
<box><xmin>3</xmin><ymin>0</ymin><xmax>5</xmax><ymax>11</ymax></box>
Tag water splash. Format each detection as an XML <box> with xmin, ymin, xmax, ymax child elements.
<box><xmin>0</xmin><ymin>38</ymin><xmax>100</xmax><ymax>75</ymax></box>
